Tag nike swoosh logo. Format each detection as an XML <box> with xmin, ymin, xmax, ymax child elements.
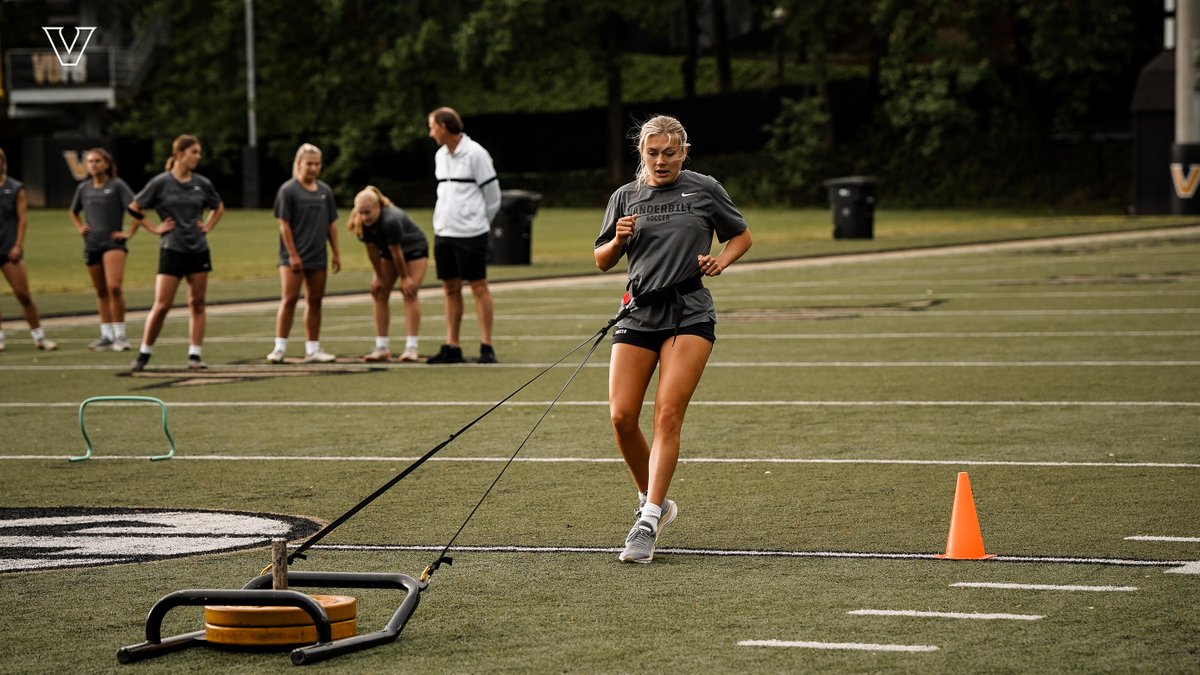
<box><xmin>681</xmin><ymin>192</ymin><xmax>697</xmax><ymax>197</ymax></box>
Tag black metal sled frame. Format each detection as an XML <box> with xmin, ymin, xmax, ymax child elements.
<box><xmin>117</xmin><ymin>571</ymin><xmax>421</xmax><ymax>666</ymax></box>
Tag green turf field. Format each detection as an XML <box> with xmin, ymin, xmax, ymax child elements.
<box><xmin>0</xmin><ymin>217</ymin><xmax>1197</xmax><ymax>672</ymax></box>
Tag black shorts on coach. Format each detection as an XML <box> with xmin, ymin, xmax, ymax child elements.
<box><xmin>434</xmin><ymin>234</ymin><xmax>488</xmax><ymax>282</ymax></box>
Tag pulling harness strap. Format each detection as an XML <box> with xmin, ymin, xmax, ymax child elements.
<box><xmin>289</xmin><ymin>300</ymin><xmax>636</xmax><ymax>570</ymax></box>
<box><xmin>626</xmin><ymin>274</ymin><xmax>705</xmax><ymax>339</ymax></box>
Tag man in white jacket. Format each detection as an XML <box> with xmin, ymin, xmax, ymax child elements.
<box><xmin>426</xmin><ymin>107</ymin><xmax>502</xmax><ymax>364</ymax></box>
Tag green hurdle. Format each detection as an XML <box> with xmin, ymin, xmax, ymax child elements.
<box><xmin>73</xmin><ymin>395</ymin><xmax>177</xmax><ymax>462</ymax></box>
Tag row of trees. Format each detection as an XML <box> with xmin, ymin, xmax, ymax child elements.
<box><xmin>111</xmin><ymin>0</ymin><xmax>1153</xmax><ymax>206</ymax></box>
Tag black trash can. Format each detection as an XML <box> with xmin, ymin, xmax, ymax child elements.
<box><xmin>489</xmin><ymin>190</ymin><xmax>542</xmax><ymax>265</ymax></box>
<box><xmin>822</xmin><ymin>176</ymin><xmax>878</xmax><ymax>239</ymax></box>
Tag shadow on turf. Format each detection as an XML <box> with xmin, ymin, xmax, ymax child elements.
<box><xmin>723</xmin><ymin>298</ymin><xmax>946</xmax><ymax>321</ymax></box>
<box><xmin>118</xmin><ymin>364</ymin><xmax>387</xmax><ymax>389</ymax></box>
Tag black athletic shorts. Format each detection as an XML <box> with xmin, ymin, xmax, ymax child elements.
<box><xmin>380</xmin><ymin>247</ymin><xmax>428</xmax><ymax>263</ymax></box>
<box><xmin>434</xmin><ymin>234</ymin><xmax>488</xmax><ymax>282</ymax></box>
<box><xmin>158</xmin><ymin>248</ymin><xmax>213</xmax><ymax>278</ymax></box>
<box><xmin>84</xmin><ymin>243</ymin><xmax>127</xmax><ymax>266</ymax></box>
<box><xmin>611</xmin><ymin>320</ymin><xmax>716</xmax><ymax>352</ymax></box>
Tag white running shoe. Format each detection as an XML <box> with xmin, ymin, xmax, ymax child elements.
<box><xmin>398</xmin><ymin>348</ymin><xmax>421</xmax><ymax>362</ymax></box>
<box><xmin>266</xmin><ymin>348</ymin><xmax>286</xmax><ymax>364</ymax></box>
<box><xmin>88</xmin><ymin>337</ymin><xmax>114</xmax><ymax>351</ymax></box>
<box><xmin>303</xmin><ymin>350</ymin><xmax>336</xmax><ymax>363</ymax></box>
<box><xmin>36</xmin><ymin>339</ymin><xmax>58</xmax><ymax>352</ymax></box>
<box><xmin>618</xmin><ymin>521</ymin><xmax>658</xmax><ymax>564</ymax></box>
<box><xmin>363</xmin><ymin>348</ymin><xmax>391</xmax><ymax>362</ymax></box>
<box><xmin>111</xmin><ymin>338</ymin><xmax>131</xmax><ymax>352</ymax></box>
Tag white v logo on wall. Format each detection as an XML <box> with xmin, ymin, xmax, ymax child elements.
<box><xmin>42</xmin><ymin>26</ymin><xmax>96</xmax><ymax>67</ymax></box>
<box><xmin>0</xmin><ymin>507</ymin><xmax>321</xmax><ymax>573</ymax></box>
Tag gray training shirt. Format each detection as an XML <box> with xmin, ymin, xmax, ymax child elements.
<box><xmin>274</xmin><ymin>178</ymin><xmax>338</xmax><ymax>270</ymax></box>
<box><xmin>0</xmin><ymin>177</ymin><xmax>22</xmax><ymax>256</ymax></box>
<box><xmin>133</xmin><ymin>171</ymin><xmax>222</xmax><ymax>254</ymax></box>
<box><xmin>596</xmin><ymin>170</ymin><xmax>748</xmax><ymax>332</ymax></box>
<box><xmin>358</xmin><ymin>205</ymin><xmax>428</xmax><ymax>260</ymax></box>
<box><xmin>70</xmin><ymin>178</ymin><xmax>136</xmax><ymax>252</ymax></box>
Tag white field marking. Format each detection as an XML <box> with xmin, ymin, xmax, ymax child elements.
<box><xmin>848</xmin><ymin>609</ymin><xmax>1044</xmax><ymax>621</ymax></box>
<box><xmin>1166</xmin><ymin>562</ymin><xmax>1200</xmax><ymax>574</ymax></box>
<box><xmin>1125</xmin><ymin>535</ymin><xmax>1200</xmax><ymax>542</ymax></box>
<box><xmin>306</xmin><ymin>544</ymin><xmax>1191</xmax><ymax>570</ymax></box>
<box><xmin>737</xmin><ymin>640</ymin><xmax>939</xmax><ymax>653</ymax></box>
<box><xmin>35</xmin><ymin>330</ymin><xmax>1200</xmax><ymax>343</ymax></box>
<box><xmin>19</xmin><ymin>225</ymin><xmax>1200</xmax><ymax>330</ymax></box>
<box><xmin>5</xmin><ymin>360</ymin><xmax>1199</xmax><ymax>372</ymax></box>
<box><xmin>2</xmin><ymin>451</ymin><xmax>1200</xmax><ymax>468</ymax></box>
<box><xmin>719</xmin><ymin>290</ymin><xmax>1200</xmax><ymax>301</ymax></box>
<box><xmin>2</xmin><ymin>400</ymin><xmax>1198</xmax><ymax>409</ymax></box>
<box><xmin>952</xmin><ymin>582</ymin><xmax>1138</xmax><ymax>591</ymax></box>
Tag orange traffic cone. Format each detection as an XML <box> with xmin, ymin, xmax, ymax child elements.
<box><xmin>934</xmin><ymin>472</ymin><xmax>996</xmax><ymax>560</ymax></box>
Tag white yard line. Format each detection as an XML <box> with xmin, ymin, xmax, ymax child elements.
<box><xmin>3</xmin><ymin>360</ymin><xmax>1198</xmax><ymax>371</ymax></box>
<box><xmin>305</xmin><ymin>544</ymin><xmax>1191</xmax><ymax>571</ymax></box>
<box><xmin>848</xmin><ymin>609</ymin><xmax>1044</xmax><ymax>621</ymax></box>
<box><xmin>2</xmin><ymin>400</ymin><xmax>1198</xmax><ymax>408</ymax></box>
<box><xmin>1125</xmin><ymin>535</ymin><xmax>1200</xmax><ymax>543</ymax></box>
<box><xmin>737</xmin><ymin>640</ymin><xmax>939</xmax><ymax>653</ymax></box>
<box><xmin>4</xmin><ymin>454</ymin><xmax>1196</xmax><ymax>469</ymax></box>
<box><xmin>951</xmin><ymin>582</ymin><xmax>1138</xmax><ymax>592</ymax></box>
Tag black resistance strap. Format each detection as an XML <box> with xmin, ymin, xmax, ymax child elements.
<box><xmin>287</xmin><ymin>300</ymin><xmax>636</xmax><ymax>567</ymax></box>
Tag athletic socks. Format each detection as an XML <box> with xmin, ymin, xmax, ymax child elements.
<box><xmin>638</xmin><ymin>491</ymin><xmax>648</xmax><ymax>509</ymax></box>
<box><xmin>376</xmin><ymin>336</ymin><xmax>390</xmax><ymax>350</ymax></box>
<box><xmin>100</xmin><ymin>323</ymin><xmax>115</xmax><ymax>340</ymax></box>
<box><xmin>305</xmin><ymin>341</ymin><xmax>320</xmax><ymax>355</ymax></box>
<box><xmin>405</xmin><ymin>336</ymin><xmax>419</xmax><ymax>351</ymax></box>
<box><xmin>30</xmin><ymin>327</ymin><xmax>46</xmax><ymax>343</ymax></box>
<box><xmin>274</xmin><ymin>337</ymin><xmax>288</xmax><ymax>352</ymax></box>
<box><xmin>114</xmin><ymin>323</ymin><xmax>126</xmax><ymax>340</ymax></box>
<box><xmin>639</xmin><ymin>502</ymin><xmax>663</xmax><ymax>534</ymax></box>
<box><xmin>139</xmin><ymin>344</ymin><xmax>153</xmax><ymax>356</ymax></box>
<box><xmin>188</xmin><ymin>345</ymin><xmax>202</xmax><ymax>358</ymax></box>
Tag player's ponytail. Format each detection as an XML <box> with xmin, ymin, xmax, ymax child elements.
<box><xmin>165</xmin><ymin>134</ymin><xmax>200</xmax><ymax>171</ymax></box>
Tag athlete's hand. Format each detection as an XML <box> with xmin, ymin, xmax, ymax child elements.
<box><xmin>289</xmin><ymin>254</ymin><xmax>303</xmax><ymax>273</ymax></box>
<box><xmin>401</xmin><ymin>275</ymin><xmax>418</xmax><ymax>299</ymax></box>
<box><xmin>111</xmin><ymin>230</ymin><xmax>131</xmax><ymax>241</ymax></box>
<box><xmin>77</xmin><ymin>224</ymin><xmax>91</xmax><ymax>237</ymax></box>
<box><xmin>331</xmin><ymin>254</ymin><xmax>341</xmax><ymax>274</ymax></box>
<box><xmin>698</xmin><ymin>254</ymin><xmax>724</xmax><ymax>276</ymax></box>
<box><xmin>7</xmin><ymin>245</ymin><xmax>21</xmax><ymax>263</ymax></box>
<box><xmin>615</xmin><ymin>213</ymin><xmax>638</xmax><ymax>244</ymax></box>
<box><xmin>157</xmin><ymin>218</ymin><xmax>176</xmax><ymax>235</ymax></box>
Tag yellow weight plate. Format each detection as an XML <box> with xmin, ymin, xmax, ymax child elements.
<box><xmin>205</xmin><ymin>618</ymin><xmax>357</xmax><ymax>646</ymax></box>
<box><xmin>204</xmin><ymin>594</ymin><xmax>356</xmax><ymax>627</ymax></box>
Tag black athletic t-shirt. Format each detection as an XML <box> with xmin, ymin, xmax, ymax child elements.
<box><xmin>0</xmin><ymin>177</ymin><xmax>22</xmax><ymax>255</ymax></box>
<box><xmin>359</xmin><ymin>206</ymin><xmax>428</xmax><ymax>260</ymax></box>
<box><xmin>134</xmin><ymin>171</ymin><xmax>222</xmax><ymax>253</ymax></box>
<box><xmin>596</xmin><ymin>170</ymin><xmax>747</xmax><ymax>331</ymax></box>
<box><xmin>274</xmin><ymin>178</ymin><xmax>338</xmax><ymax>269</ymax></box>
<box><xmin>70</xmin><ymin>178</ymin><xmax>136</xmax><ymax>252</ymax></box>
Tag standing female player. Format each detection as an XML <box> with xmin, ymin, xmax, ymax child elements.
<box><xmin>266</xmin><ymin>143</ymin><xmax>341</xmax><ymax>364</ymax></box>
<box><xmin>0</xmin><ymin>147</ymin><xmax>57</xmax><ymax>352</ymax></box>
<box><xmin>69</xmin><ymin>147</ymin><xmax>143</xmax><ymax>352</ymax></box>
<box><xmin>347</xmin><ymin>186</ymin><xmax>428</xmax><ymax>362</ymax></box>
<box><xmin>594</xmin><ymin>115</ymin><xmax>753</xmax><ymax>563</ymax></box>
<box><xmin>128</xmin><ymin>135</ymin><xmax>224</xmax><ymax>371</ymax></box>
